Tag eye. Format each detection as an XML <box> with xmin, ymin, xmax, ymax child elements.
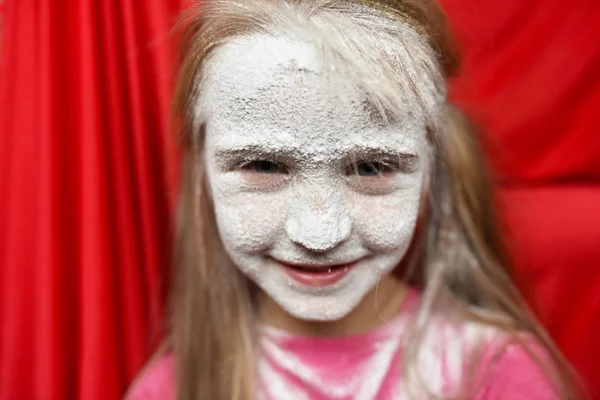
<box><xmin>347</xmin><ymin>161</ymin><xmax>397</xmax><ymax>177</ymax></box>
<box><xmin>236</xmin><ymin>159</ymin><xmax>290</xmax><ymax>190</ymax></box>
<box><xmin>343</xmin><ymin>154</ymin><xmax>420</xmax><ymax>195</ymax></box>
<box><xmin>355</xmin><ymin>161</ymin><xmax>387</xmax><ymax>176</ymax></box>
<box><xmin>242</xmin><ymin>160</ymin><xmax>287</xmax><ymax>174</ymax></box>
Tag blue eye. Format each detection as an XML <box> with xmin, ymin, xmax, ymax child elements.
<box><xmin>348</xmin><ymin>161</ymin><xmax>396</xmax><ymax>177</ymax></box>
<box><xmin>356</xmin><ymin>162</ymin><xmax>384</xmax><ymax>176</ymax></box>
<box><xmin>245</xmin><ymin>160</ymin><xmax>286</xmax><ymax>174</ymax></box>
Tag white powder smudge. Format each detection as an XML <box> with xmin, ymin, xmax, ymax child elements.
<box><xmin>396</xmin><ymin>316</ymin><xmax>504</xmax><ymax>399</ymax></box>
<box><xmin>196</xmin><ymin>0</ymin><xmax>446</xmax><ymax>324</ymax></box>
<box><xmin>259</xmin><ymin>310</ymin><xmax>411</xmax><ymax>399</ymax></box>
<box><xmin>258</xmin><ymin>357</ymin><xmax>312</xmax><ymax>400</ymax></box>
<box><xmin>201</xmin><ymin>30</ymin><xmax>440</xmax><ymax>321</ymax></box>
<box><xmin>257</xmin><ymin>307</ymin><xmax>503</xmax><ymax>399</ymax></box>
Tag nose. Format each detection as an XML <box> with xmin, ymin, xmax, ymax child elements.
<box><xmin>285</xmin><ymin>186</ymin><xmax>352</xmax><ymax>253</ymax></box>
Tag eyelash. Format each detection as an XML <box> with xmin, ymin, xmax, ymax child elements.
<box><xmin>236</xmin><ymin>158</ymin><xmax>411</xmax><ymax>176</ymax></box>
<box><xmin>239</xmin><ymin>160</ymin><xmax>288</xmax><ymax>174</ymax></box>
<box><xmin>345</xmin><ymin>160</ymin><xmax>402</xmax><ymax>177</ymax></box>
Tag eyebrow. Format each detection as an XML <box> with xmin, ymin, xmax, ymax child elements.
<box><xmin>214</xmin><ymin>145</ymin><xmax>295</xmax><ymax>162</ymax></box>
<box><xmin>214</xmin><ymin>144</ymin><xmax>418</xmax><ymax>160</ymax></box>
<box><xmin>341</xmin><ymin>147</ymin><xmax>419</xmax><ymax>160</ymax></box>
<box><xmin>212</xmin><ymin>146</ymin><xmax>296</xmax><ymax>171</ymax></box>
<box><xmin>340</xmin><ymin>148</ymin><xmax>420</xmax><ymax>173</ymax></box>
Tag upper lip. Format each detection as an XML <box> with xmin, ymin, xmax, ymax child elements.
<box><xmin>272</xmin><ymin>257</ymin><xmax>363</xmax><ymax>270</ymax></box>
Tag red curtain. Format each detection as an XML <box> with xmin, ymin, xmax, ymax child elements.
<box><xmin>439</xmin><ymin>0</ymin><xmax>600</xmax><ymax>395</ymax></box>
<box><xmin>0</xmin><ymin>1</ymin><xmax>183</xmax><ymax>399</ymax></box>
<box><xmin>1</xmin><ymin>1</ymin><xmax>599</xmax><ymax>400</ymax></box>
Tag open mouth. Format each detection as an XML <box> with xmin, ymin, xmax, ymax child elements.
<box><xmin>275</xmin><ymin>259</ymin><xmax>358</xmax><ymax>287</ymax></box>
<box><xmin>286</xmin><ymin>264</ymin><xmax>349</xmax><ymax>273</ymax></box>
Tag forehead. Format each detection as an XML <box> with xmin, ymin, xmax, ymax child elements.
<box><xmin>202</xmin><ymin>34</ymin><xmax>427</xmax><ymax>152</ymax></box>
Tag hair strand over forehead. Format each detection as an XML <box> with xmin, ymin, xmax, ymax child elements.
<box><xmin>174</xmin><ymin>0</ymin><xmax>459</xmax><ymax>141</ymax></box>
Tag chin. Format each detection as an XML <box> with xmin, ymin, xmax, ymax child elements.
<box><xmin>268</xmin><ymin>277</ymin><xmax>374</xmax><ymax>322</ymax></box>
<box><xmin>283</xmin><ymin>299</ymin><xmax>358</xmax><ymax>322</ymax></box>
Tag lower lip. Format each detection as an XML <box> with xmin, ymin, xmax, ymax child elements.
<box><xmin>279</xmin><ymin>262</ymin><xmax>355</xmax><ymax>287</ymax></box>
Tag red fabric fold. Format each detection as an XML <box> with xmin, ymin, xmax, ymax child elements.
<box><xmin>0</xmin><ymin>1</ymin><xmax>182</xmax><ymax>399</ymax></box>
<box><xmin>1</xmin><ymin>0</ymin><xmax>599</xmax><ymax>399</ymax></box>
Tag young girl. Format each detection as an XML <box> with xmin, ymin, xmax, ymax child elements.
<box><xmin>128</xmin><ymin>0</ymin><xmax>580</xmax><ymax>399</ymax></box>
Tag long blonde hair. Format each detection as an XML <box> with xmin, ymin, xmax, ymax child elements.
<box><xmin>167</xmin><ymin>1</ymin><xmax>582</xmax><ymax>399</ymax></box>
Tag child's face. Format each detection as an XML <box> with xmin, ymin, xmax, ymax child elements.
<box><xmin>202</xmin><ymin>34</ymin><xmax>429</xmax><ymax>321</ymax></box>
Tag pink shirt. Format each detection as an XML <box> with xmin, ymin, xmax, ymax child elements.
<box><xmin>128</xmin><ymin>292</ymin><xmax>559</xmax><ymax>399</ymax></box>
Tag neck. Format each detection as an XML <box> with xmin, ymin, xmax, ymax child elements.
<box><xmin>258</xmin><ymin>276</ymin><xmax>409</xmax><ymax>337</ymax></box>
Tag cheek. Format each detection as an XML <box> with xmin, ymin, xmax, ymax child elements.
<box><xmin>211</xmin><ymin>188</ymin><xmax>288</xmax><ymax>254</ymax></box>
<box><xmin>350</xmin><ymin>184</ymin><xmax>423</xmax><ymax>252</ymax></box>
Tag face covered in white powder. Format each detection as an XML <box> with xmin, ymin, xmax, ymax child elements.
<box><xmin>202</xmin><ymin>33</ymin><xmax>432</xmax><ymax>321</ymax></box>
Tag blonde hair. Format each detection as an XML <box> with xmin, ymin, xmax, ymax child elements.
<box><xmin>165</xmin><ymin>1</ymin><xmax>582</xmax><ymax>399</ymax></box>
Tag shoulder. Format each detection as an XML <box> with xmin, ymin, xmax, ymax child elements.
<box><xmin>473</xmin><ymin>335</ymin><xmax>561</xmax><ymax>399</ymax></box>
<box><xmin>125</xmin><ymin>354</ymin><xmax>175</xmax><ymax>400</ymax></box>
<box><xmin>417</xmin><ymin>315</ymin><xmax>560</xmax><ymax>399</ymax></box>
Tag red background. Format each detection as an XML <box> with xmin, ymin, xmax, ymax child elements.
<box><xmin>1</xmin><ymin>1</ymin><xmax>599</xmax><ymax>399</ymax></box>
<box><xmin>440</xmin><ymin>2</ymin><xmax>600</xmax><ymax>396</ymax></box>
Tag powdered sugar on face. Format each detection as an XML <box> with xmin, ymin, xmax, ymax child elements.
<box><xmin>202</xmin><ymin>33</ymin><xmax>434</xmax><ymax>321</ymax></box>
